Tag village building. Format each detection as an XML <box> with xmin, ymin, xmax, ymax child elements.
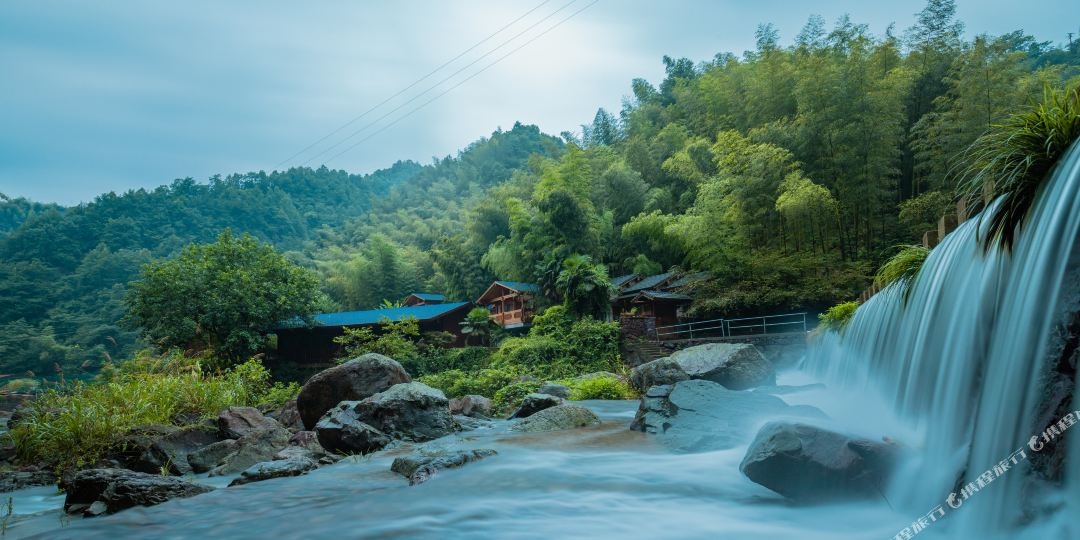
<box><xmin>403</xmin><ymin>292</ymin><xmax>445</xmax><ymax>306</ymax></box>
<box><xmin>274</xmin><ymin>300</ymin><xmax>472</xmax><ymax>367</ymax></box>
<box><xmin>611</xmin><ymin>271</ymin><xmax>709</xmax><ymax>328</ymax></box>
<box><xmin>476</xmin><ymin>281</ymin><xmax>539</xmax><ymax>329</ymax></box>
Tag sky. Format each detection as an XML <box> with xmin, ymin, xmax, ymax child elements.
<box><xmin>1</xmin><ymin>1</ymin><xmax>1076</xmax><ymax>204</ymax></box>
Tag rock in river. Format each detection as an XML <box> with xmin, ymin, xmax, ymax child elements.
<box><xmin>669</xmin><ymin>343</ymin><xmax>775</xmax><ymax>390</ymax></box>
<box><xmin>390</xmin><ymin>448</ymin><xmax>497</xmax><ymax>485</ymax></box>
<box><xmin>228</xmin><ymin>458</ymin><xmax>318</xmax><ymax>487</ymax></box>
<box><xmin>629</xmin><ymin>357</ymin><xmax>689</xmax><ymax>392</ymax></box>
<box><xmin>218</xmin><ymin>406</ymin><xmax>282</xmax><ymax>439</ymax></box>
<box><xmin>511</xmin><ymin>404</ymin><xmax>601</xmax><ymax>433</ymax></box>
<box><xmin>739</xmin><ymin>421</ymin><xmax>900</xmax><ymax>502</ymax></box>
<box><xmin>354</xmin><ymin>382</ymin><xmax>456</xmax><ymax>442</ymax></box>
<box><xmin>509</xmin><ymin>393</ymin><xmax>563</xmax><ymax>419</ymax></box>
<box><xmin>62</xmin><ymin>468</ymin><xmax>213</xmax><ymax>516</ymax></box>
<box><xmin>449</xmin><ymin>395</ymin><xmax>494</xmax><ymax>418</ymax></box>
<box><xmin>315</xmin><ymin>402</ymin><xmax>392</xmax><ymax>454</ymax></box>
<box><xmin>296</xmin><ymin>353</ymin><xmax>411</xmax><ymax>429</ymax></box>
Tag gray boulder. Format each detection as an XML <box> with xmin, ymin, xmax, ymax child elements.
<box><xmin>449</xmin><ymin>395</ymin><xmax>494</xmax><ymax>417</ymax></box>
<box><xmin>511</xmin><ymin>404</ymin><xmax>601</xmax><ymax>433</ymax></box>
<box><xmin>629</xmin><ymin>357</ymin><xmax>689</xmax><ymax>392</ymax></box>
<box><xmin>208</xmin><ymin>427</ymin><xmax>292</xmax><ymax>477</ymax></box>
<box><xmin>538</xmin><ymin>383</ymin><xmax>570</xmax><ymax>399</ymax></box>
<box><xmin>188</xmin><ymin>439</ymin><xmax>238</xmax><ymax>474</ymax></box>
<box><xmin>671</xmin><ymin>343</ymin><xmax>775</xmax><ymax>390</ymax></box>
<box><xmin>354</xmin><ymin>382</ymin><xmax>455</xmax><ymax>441</ymax></box>
<box><xmin>509</xmin><ymin>393</ymin><xmax>563</xmax><ymax>419</ymax></box>
<box><xmin>0</xmin><ymin>470</ymin><xmax>55</xmax><ymax>493</ymax></box>
<box><xmin>62</xmin><ymin>468</ymin><xmax>213</xmax><ymax>516</ymax></box>
<box><xmin>314</xmin><ymin>401</ymin><xmax>392</xmax><ymax>454</ymax></box>
<box><xmin>271</xmin><ymin>398</ymin><xmax>305</xmax><ymax>432</ymax></box>
<box><xmin>390</xmin><ymin>448</ymin><xmax>497</xmax><ymax>485</ymax></box>
<box><xmin>739</xmin><ymin>421</ymin><xmax>900</xmax><ymax>501</ymax></box>
<box><xmin>218</xmin><ymin>406</ymin><xmax>282</xmax><ymax>439</ymax></box>
<box><xmin>120</xmin><ymin>423</ymin><xmax>222</xmax><ymax>476</ymax></box>
<box><xmin>296</xmin><ymin>354</ymin><xmax>411</xmax><ymax>429</ymax></box>
<box><xmin>630</xmin><ymin>379</ymin><xmax>824</xmax><ymax>453</ymax></box>
<box><xmin>228</xmin><ymin>458</ymin><xmax>318</xmax><ymax>487</ymax></box>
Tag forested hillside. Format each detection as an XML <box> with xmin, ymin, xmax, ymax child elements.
<box><xmin>2</xmin><ymin>0</ymin><xmax>1078</xmax><ymax>380</ymax></box>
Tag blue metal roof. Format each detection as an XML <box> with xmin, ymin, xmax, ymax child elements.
<box><xmin>623</xmin><ymin>272</ymin><xmax>673</xmax><ymax>293</ymax></box>
<box><xmin>495</xmin><ymin>281</ymin><xmax>539</xmax><ymax>293</ymax></box>
<box><xmin>284</xmin><ymin>302</ymin><xmax>471</xmax><ymax>329</ymax></box>
<box><xmin>409</xmin><ymin>293</ymin><xmax>445</xmax><ymax>301</ymax></box>
<box><xmin>612</xmin><ymin>274</ymin><xmax>638</xmax><ymax>288</ymax></box>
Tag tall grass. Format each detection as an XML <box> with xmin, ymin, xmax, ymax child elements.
<box><xmin>957</xmin><ymin>83</ymin><xmax>1080</xmax><ymax>252</ymax></box>
<box><xmin>7</xmin><ymin>351</ymin><xmax>298</xmax><ymax>471</ymax></box>
<box><xmin>876</xmin><ymin>244</ymin><xmax>931</xmax><ymax>301</ymax></box>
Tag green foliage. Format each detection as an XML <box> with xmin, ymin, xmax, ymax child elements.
<box><xmin>405</xmin><ymin>347</ymin><xmax>493</xmax><ymax>378</ymax></box>
<box><xmin>418</xmin><ymin>367</ymin><xmax>519</xmax><ymax>400</ymax></box>
<box><xmin>459</xmin><ymin>307</ymin><xmax>495</xmax><ymax>346</ymax></box>
<box><xmin>8</xmin><ymin>352</ymin><xmax>290</xmax><ymax>471</ymax></box>
<box><xmin>958</xmin><ymin>83</ymin><xmax>1080</xmax><ymax>251</ymax></box>
<box><xmin>124</xmin><ymin>231</ymin><xmax>320</xmax><ymax>367</ymax></box>
<box><xmin>492</xmin><ymin>380</ymin><xmax>542</xmax><ymax>412</ymax></box>
<box><xmin>566</xmin><ymin>375</ymin><xmax>636</xmax><ymax>400</ymax></box>
<box><xmin>555</xmin><ymin>255</ymin><xmax>614</xmax><ymax>319</ymax></box>
<box><xmin>875</xmin><ymin>245</ymin><xmax>931</xmax><ymax>300</ymax></box>
<box><xmin>899</xmin><ymin>191</ymin><xmax>954</xmax><ymax>238</ymax></box>
<box><xmin>333</xmin><ymin>317</ymin><xmax>420</xmax><ymax>363</ymax></box>
<box><xmin>818</xmin><ymin>301</ymin><xmax>859</xmax><ymax>332</ymax></box>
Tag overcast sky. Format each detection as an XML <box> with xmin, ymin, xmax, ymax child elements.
<box><xmin>1</xmin><ymin>1</ymin><xmax>1075</xmax><ymax>204</ymax></box>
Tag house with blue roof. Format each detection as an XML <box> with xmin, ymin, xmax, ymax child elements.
<box><xmin>477</xmin><ymin>281</ymin><xmax>540</xmax><ymax>329</ymax></box>
<box><xmin>274</xmin><ymin>299</ymin><xmax>472</xmax><ymax>367</ymax></box>
<box><xmin>403</xmin><ymin>292</ymin><xmax>445</xmax><ymax>306</ymax></box>
<box><xmin>611</xmin><ymin>270</ymin><xmax>709</xmax><ymax>328</ymax></box>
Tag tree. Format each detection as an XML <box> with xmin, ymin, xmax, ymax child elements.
<box><xmin>459</xmin><ymin>307</ymin><xmax>495</xmax><ymax>346</ymax></box>
<box><xmin>124</xmin><ymin>230</ymin><xmax>320</xmax><ymax>366</ymax></box>
<box><xmin>555</xmin><ymin>255</ymin><xmax>613</xmax><ymax>319</ymax></box>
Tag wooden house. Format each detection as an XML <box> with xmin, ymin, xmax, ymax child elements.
<box><xmin>476</xmin><ymin>281</ymin><xmax>539</xmax><ymax>329</ymax></box>
<box><xmin>403</xmin><ymin>292</ymin><xmax>445</xmax><ymax>306</ymax></box>
<box><xmin>611</xmin><ymin>271</ymin><xmax>708</xmax><ymax>328</ymax></box>
<box><xmin>274</xmin><ymin>301</ymin><xmax>473</xmax><ymax>367</ymax></box>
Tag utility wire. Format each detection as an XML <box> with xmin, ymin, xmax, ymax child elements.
<box><xmin>301</xmin><ymin>0</ymin><xmax>580</xmax><ymax>167</ymax></box>
<box><xmin>323</xmin><ymin>0</ymin><xmax>599</xmax><ymax>166</ymax></box>
<box><xmin>274</xmin><ymin>0</ymin><xmax>554</xmax><ymax>170</ymax></box>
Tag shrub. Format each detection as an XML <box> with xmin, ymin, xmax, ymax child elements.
<box><xmin>406</xmin><ymin>347</ymin><xmax>493</xmax><ymax>378</ymax></box>
<box><xmin>818</xmin><ymin>301</ymin><xmax>859</xmax><ymax>332</ymax></box>
<box><xmin>334</xmin><ymin>317</ymin><xmax>420</xmax><ymax>363</ymax></box>
<box><xmin>8</xmin><ymin>351</ymin><xmax>292</xmax><ymax>471</ymax></box>
<box><xmin>566</xmin><ymin>375</ymin><xmax>636</xmax><ymax>400</ymax></box>
<box><xmin>418</xmin><ymin>367</ymin><xmax>519</xmax><ymax>399</ymax></box>
<box><xmin>875</xmin><ymin>244</ymin><xmax>930</xmax><ymax>301</ymax></box>
<box><xmin>493</xmin><ymin>380</ymin><xmax>542</xmax><ymax>412</ymax></box>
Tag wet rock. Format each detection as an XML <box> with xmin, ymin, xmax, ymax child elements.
<box><xmin>208</xmin><ymin>427</ymin><xmax>292</xmax><ymax>477</ymax></box>
<box><xmin>449</xmin><ymin>395</ymin><xmax>494</xmax><ymax>417</ymax></box>
<box><xmin>62</xmin><ymin>468</ymin><xmax>213</xmax><ymax>516</ymax></box>
<box><xmin>271</xmin><ymin>398</ymin><xmax>305</xmax><ymax>432</ymax></box>
<box><xmin>454</xmin><ymin>415</ymin><xmax>495</xmax><ymax>432</ymax></box>
<box><xmin>390</xmin><ymin>448</ymin><xmax>497</xmax><ymax>485</ymax></box>
<box><xmin>538</xmin><ymin>383</ymin><xmax>570</xmax><ymax>399</ymax></box>
<box><xmin>228</xmin><ymin>458</ymin><xmax>318</xmax><ymax>487</ymax></box>
<box><xmin>509</xmin><ymin>393</ymin><xmax>563</xmax><ymax>419</ymax></box>
<box><xmin>740</xmin><ymin>421</ymin><xmax>899</xmax><ymax>502</ymax></box>
<box><xmin>218</xmin><ymin>406</ymin><xmax>282</xmax><ymax>439</ymax></box>
<box><xmin>511</xmin><ymin>404</ymin><xmax>601</xmax><ymax>433</ymax></box>
<box><xmin>631</xmin><ymin>379</ymin><xmax>825</xmax><ymax>453</ymax></box>
<box><xmin>296</xmin><ymin>354</ymin><xmax>411</xmax><ymax>430</ymax></box>
<box><xmin>629</xmin><ymin>357</ymin><xmax>689</xmax><ymax>392</ymax></box>
<box><xmin>354</xmin><ymin>382</ymin><xmax>456</xmax><ymax>441</ymax></box>
<box><xmin>671</xmin><ymin>343</ymin><xmax>775</xmax><ymax>390</ymax></box>
<box><xmin>314</xmin><ymin>402</ymin><xmax>392</xmax><ymax>454</ymax></box>
<box><xmin>0</xmin><ymin>470</ymin><xmax>56</xmax><ymax>493</ymax></box>
<box><xmin>188</xmin><ymin>439</ymin><xmax>238</xmax><ymax>474</ymax></box>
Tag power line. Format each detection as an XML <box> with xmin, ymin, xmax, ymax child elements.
<box><xmin>300</xmin><ymin>0</ymin><xmax>580</xmax><ymax>167</ymax></box>
<box><xmin>323</xmin><ymin>0</ymin><xmax>599</xmax><ymax>166</ymax></box>
<box><xmin>274</xmin><ymin>0</ymin><xmax>554</xmax><ymax>170</ymax></box>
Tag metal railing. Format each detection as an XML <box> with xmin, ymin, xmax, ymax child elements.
<box><xmin>654</xmin><ymin>312</ymin><xmax>807</xmax><ymax>341</ymax></box>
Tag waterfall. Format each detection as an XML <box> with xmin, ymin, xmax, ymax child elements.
<box><xmin>804</xmin><ymin>139</ymin><xmax>1080</xmax><ymax>538</ymax></box>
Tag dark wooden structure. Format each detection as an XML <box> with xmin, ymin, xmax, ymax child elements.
<box><xmin>274</xmin><ymin>302</ymin><xmax>472</xmax><ymax>367</ymax></box>
<box><xmin>403</xmin><ymin>292</ymin><xmax>445</xmax><ymax>306</ymax></box>
<box><xmin>611</xmin><ymin>271</ymin><xmax>708</xmax><ymax>328</ymax></box>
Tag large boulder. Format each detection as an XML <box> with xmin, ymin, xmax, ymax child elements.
<box><xmin>538</xmin><ymin>383</ymin><xmax>570</xmax><ymax>399</ymax></box>
<box><xmin>272</xmin><ymin>399</ymin><xmax>305</xmax><ymax>432</ymax></box>
<box><xmin>188</xmin><ymin>439</ymin><xmax>239</xmax><ymax>474</ymax></box>
<box><xmin>630</xmin><ymin>380</ymin><xmax>824</xmax><ymax>453</ymax></box>
<box><xmin>218</xmin><ymin>406</ymin><xmax>281</xmax><ymax>439</ymax></box>
<box><xmin>670</xmin><ymin>343</ymin><xmax>775</xmax><ymax>390</ymax></box>
<box><xmin>739</xmin><ymin>421</ymin><xmax>900</xmax><ymax>502</ymax></box>
<box><xmin>354</xmin><ymin>382</ymin><xmax>456</xmax><ymax>441</ymax></box>
<box><xmin>390</xmin><ymin>448</ymin><xmax>497</xmax><ymax>486</ymax></box>
<box><xmin>62</xmin><ymin>469</ymin><xmax>213</xmax><ymax>517</ymax></box>
<box><xmin>296</xmin><ymin>354</ymin><xmax>411</xmax><ymax>429</ymax></box>
<box><xmin>114</xmin><ymin>424</ymin><xmax>222</xmax><ymax>476</ymax></box>
<box><xmin>314</xmin><ymin>401</ymin><xmax>392</xmax><ymax>454</ymax></box>
<box><xmin>509</xmin><ymin>393</ymin><xmax>563</xmax><ymax>419</ymax></box>
<box><xmin>511</xmin><ymin>404</ymin><xmax>601</xmax><ymax>433</ymax></box>
<box><xmin>449</xmin><ymin>395</ymin><xmax>494</xmax><ymax>418</ymax></box>
<box><xmin>0</xmin><ymin>470</ymin><xmax>55</xmax><ymax>493</ymax></box>
<box><xmin>228</xmin><ymin>458</ymin><xmax>318</xmax><ymax>487</ymax></box>
<box><xmin>207</xmin><ymin>427</ymin><xmax>293</xmax><ymax>477</ymax></box>
<box><xmin>629</xmin><ymin>357</ymin><xmax>689</xmax><ymax>392</ymax></box>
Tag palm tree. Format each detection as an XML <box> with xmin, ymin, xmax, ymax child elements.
<box><xmin>460</xmin><ymin>307</ymin><xmax>495</xmax><ymax>346</ymax></box>
<box><xmin>555</xmin><ymin>254</ymin><xmax>614</xmax><ymax>320</ymax></box>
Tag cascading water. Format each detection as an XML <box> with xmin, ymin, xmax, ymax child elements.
<box><xmin>804</xmin><ymin>139</ymin><xmax>1080</xmax><ymax>538</ymax></box>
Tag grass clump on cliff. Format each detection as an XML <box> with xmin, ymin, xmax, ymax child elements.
<box><xmin>817</xmin><ymin>301</ymin><xmax>859</xmax><ymax>333</ymax></box>
<box><xmin>8</xmin><ymin>351</ymin><xmax>298</xmax><ymax>472</ymax></box>
<box><xmin>875</xmin><ymin>244</ymin><xmax>930</xmax><ymax>301</ymax></box>
<box><xmin>958</xmin><ymin>83</ymin><xmax>1080</xmax><ymax>252</ymax></box>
